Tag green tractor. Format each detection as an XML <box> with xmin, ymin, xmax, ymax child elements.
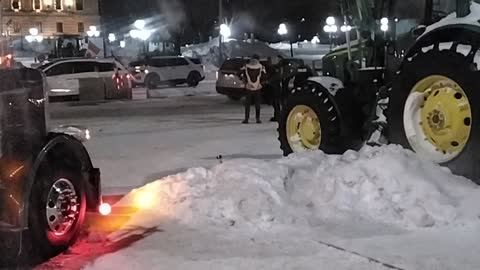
<box><xmin>278</xmin><ymin>0</ymin><xmax>480</xmax><ymax>182</ymax></box>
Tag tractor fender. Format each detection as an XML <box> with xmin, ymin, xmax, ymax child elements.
<box><xmin>21</xmin><ymin>134</ymin><xmax>100</xmax><ymax>229</ymax></box>
<box><xmin>405</xmin><ymin>24</ymin><xmax>480</xmax><ymax>61</ymax></box>
<box><xmin>307</xmin><ymin>76</ymin><xmax>344</xmax><ymax>96</ymax></box>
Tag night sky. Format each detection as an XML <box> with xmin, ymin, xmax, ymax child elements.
<box><xmin>101</xmin><ymin>0</ymin><xmax>340</xmax><ymax>44</ymax></box>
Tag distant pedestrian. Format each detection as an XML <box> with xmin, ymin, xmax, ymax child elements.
<box><xmin>242</xmin><ymin>54</ymin><xmax>266</xmax><ymax>124</ymax></box>
<box><xmin>268</xmin><ymin>56</ymin><xmax>285</xmax><ymax>122</ymax></box>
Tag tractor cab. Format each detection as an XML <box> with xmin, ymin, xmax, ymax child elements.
<box><xmin>323</xmin><ymin>0</ymin><xmax>474</xmax><ymax>85</ymax></box>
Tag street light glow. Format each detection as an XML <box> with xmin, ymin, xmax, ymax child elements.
<box><xmin>278</xmin><ymin>23</ymin><xmax>288</xmax><ymax>35</ymax></box>
<box><xmin>120</xmin><ymin>40</ymin><xmax>126</xmax><ymax>48</ymax></box>
<box><xmin>138</xmin><ymin>30</ymin><xmax>152</xmax><ymax>41</ymax></box>
<box><xmin>87</xmin><ymin>26</ymin><xmax>100</xmax><ymax>37</ymax></box>
<box><xmin>326</xmin><ymin>16</ymin><xmax>336</xmax><ymax>26</ymax></box>
<box><xmin>134</xmin><ymin>19</ymin><xmax>146</xmax><ymax>30</ymax></box>
<box><xmin>29</xmin><ymin>28</ymin><xmax>39</xmax><ymax>36</ymax></box>
<box><xmin>220</xmin><ymin>23</ymin><xmax>231</xmax><ymax>38</ymax></box>
<box><xmin>340</xmin><ymin>25</ymin><xmax>352</xmax><ymax>32</ymax></box>
<box><xmin>380</xmin><ymin>17</ymin><xmax>389</xmax><ymax>32</ymax></box>
<box><xmin>130</xmin><ymin>29</ymin><xmax>140</xmax><ymax>38</ymax></box>
<box><xmin>26</xmin><ymin>27</ymin><xmax>43</xmax><ymax>43</ymax></box>
<box><xmin>108</xmin><ymin>33</ymin><xmax>116</xmax><ymax>42</ymax></box>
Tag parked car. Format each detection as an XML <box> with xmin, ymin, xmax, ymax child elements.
<box><xmin>216</xmin><ymin>57</ymin><xmax>312</xmax><ymax>102</ymax></box>
<box><xmin>38</xmin><ymin>58</ymin><xmax>133</xmax><ymax>101</ymax></box>
<box><xmin>129</xmin><ymin>56</ymin><xmax>205</xmax><ymax>89</ymax></box>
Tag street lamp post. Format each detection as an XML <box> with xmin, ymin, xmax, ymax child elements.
<box><xmin>218</xmin><ymin>0</ymin><xmax>224</xmax><ymax>64</ymax></box>
<box><xmin>130</xmin><ymin>19</ymin><xmax>151</xmax><ymax>54</ymax></box>
<box><xmin>380</xmin><ymin>17</ymin><xmax>389</xmax><ymax>67</ymax></box>
<box><xmin>323</xmin><ymin>16</ymin><xmax>338</xmax><ymax>52</ymax></box>
<box><xmin>25</xmin><ymin>27</ymin><xmax>43</xmax><ymax>61</ymax></box>
<box><xmin>278</xmin><ymin>23</ymin><xmax>293</xmax><ymax>57</ymax></box>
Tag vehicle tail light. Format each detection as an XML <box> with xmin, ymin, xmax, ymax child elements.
<box><xmin>99</xmin><ymin>203</ymin><xmax>112</xmax><ymax>216</ymax></box>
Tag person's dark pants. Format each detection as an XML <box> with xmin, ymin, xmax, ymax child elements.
<box><xmin>271</xmin><ymin>82</ymin><xmax>282</xmax><ymax>121</ymax></box>
<box><xmin>244</xmin><ymin>90</ymin><xmax>262</xmax><ymax>121</ymax></box>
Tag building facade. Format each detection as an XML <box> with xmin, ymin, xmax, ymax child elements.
<box><xmin>1</xmin><ymin>0</ymin><xmax>100</xmax><ymax>38</ymax></box>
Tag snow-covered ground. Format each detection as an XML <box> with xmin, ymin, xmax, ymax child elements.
<box><xmin>50</xmin><ymin>92</ymin><xmax>281</xmax><ymax>194</ymax></box>
<box><xmin>47</xmin><ymin>92</ymin><xmax>480</xmax><ymax>270</ymax></box>
<box><xmin>147</xmin><ymin>80</ymin><xmax>217</xmax><ymax>98</ymax></box>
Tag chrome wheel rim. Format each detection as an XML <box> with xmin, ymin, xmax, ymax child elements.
<box><xmin>45</xmin><ymin>178</ymin><xmax>79</xmax><ymax>236</ymax></box>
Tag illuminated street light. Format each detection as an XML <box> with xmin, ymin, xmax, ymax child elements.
<box><xmin>278</xmin><ymin>23</ymin><xmax>288</xmax><ymax>36</ymax></box>
<box><xmin>326</xmin><ymin>16</ymin><xmax>336</xmax><ymax>26</ymax></box>
<box><xmin>25</xmin><ymin>27</ymin><xmax>43</xmax><ymax>43</ymax></box>
<box><xmin>120</xmin><ymin>40</ymin><xmax>126</xmax><ymax>48</ymax></box>
<box><xmin>138</xmin><ymin>30</ymin><xmax>152</xmax><ymax>41</ymax></box>
<box><xmin>380</xmin><ymin>17</ymin><xmax>389</xmax><ymax>32</ymax></box>
<box><xmin>134</xmin><ymin>19</ymin><xmax>146</xmax><ymax>30</ymax></box>
<box><xmin>87</xmin><ymin>26</ymin><xmax>100</xmax><ymax>37</ymax></box>
<box><xmin>220</xmin><ymin>23</ymin><xmax>231</xmax><ymax>38</ymax></box>
<box><xmin>277</xmin><ymin>23</ymin><xmax>293</xmax><ymax>57</ymax></box>
<box><xmin>311</xmin><ymin>35</ymin><xmax>320</xmax><ymax>44</ymax></box>
<box><xmin>108</xmin><ymin>33</ymin><xmax>116</xmax><ymax>43</ymax></box>
<box><xmin>324</xmin><ymin>17</ymin><xmax>338</xmax><ymax>52</ymax></box>
<box><xmin>340</xmin><ymin>25</ymin><xmax>352</xmax><ymax>32</ymax></box>
<box><xmin>29</xmin><ymin>27</ymin><xmax>38</xmax><ymax>36</ymax></box>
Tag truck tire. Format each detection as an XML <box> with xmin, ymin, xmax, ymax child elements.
<box><xmin>278</xmin><ymin>82</ymin><xmax>347</xmax><ymax>155</ymax></box>
<box><xmin>28</xmin><ymin>165</ymin><xmax>87</xmax><ymax>259</ymax></box>
<box><xmin>187</xmin><ymin>71</ymin><xmax>201</xmax><ymax>87</ymax></box>
<box><xmin>145</xmin><ymin>73</ymin><xmax>161</xmax><ymax>89</ymax></box>
<box><xmin>389</xmin><ymin>48</ymin><xmax>480</xmax><ymax>182</ymax></box>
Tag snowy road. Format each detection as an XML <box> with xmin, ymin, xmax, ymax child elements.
<box><xmin>50</xmin><ymin>93</ymin><xmax>282</xmax><ymax>194</ymax></box>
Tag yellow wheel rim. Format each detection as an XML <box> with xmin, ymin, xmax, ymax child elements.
<box><xmin>404</xmin><ymin>75</ymin><xmax>472</xmax><ymax>162</ymax></box>
<box><xmin>286</xmin><ymin>105</ymin><xmax>321</xmax><ymax>152</ymax></box>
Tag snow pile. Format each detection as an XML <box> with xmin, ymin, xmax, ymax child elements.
<box><xmin>113</xmin><ymin>145</ymin><xmax>480</xmax><ymax>233</ymax></box>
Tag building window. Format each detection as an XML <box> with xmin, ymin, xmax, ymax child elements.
<box><xmin>33</xmin><ymin>0</ymin><xmax>41</xmax><ymax>11</ymax></box>
<box><xmin>11</xmin><ymin>0</ymin><xmax>21</xmax><ymax>10</ymax></box>
<box><xmin>55</xmin><ymin>0</ymin><xmax>62</xmax><ymax>10</ymax></box>
<box><xmin>76</xmin><ymin>0</ymin><xmax>83</xmax><ymax>10</ymax></box>
<box><xmin>13</xmin><ymin>21</ymin><xmax>21</xmax><ymax>33</ymax></box>
<box><xmin>78</xmin><ymin>22</ymin><xmax>84</xmax><ymax>33</ymax></box>
<box><xmin>56</xmin><ymin>22</ymin><xmax>63</xmax><ymax>33</ymax></box>
<box><xmin>36</xmin><ymin>22</ymin><xmax>43</xmax><ymax>33</ymax></box>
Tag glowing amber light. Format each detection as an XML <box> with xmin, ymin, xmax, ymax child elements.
<box><xmin>99</xmin><ymin>203</ymin><xmax>112</xmax><ymax>216</ymax></box>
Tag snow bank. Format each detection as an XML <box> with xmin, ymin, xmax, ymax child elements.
<box><xmin>113</xmin><ymin>145</ymin><xmax>480</xmax><ymax>234</ymax></box>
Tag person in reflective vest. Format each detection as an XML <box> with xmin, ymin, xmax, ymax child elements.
<box><xmin>242</xmin><ymin>55</ymin><xmax>266</xmax><ymax>124</ymax></box>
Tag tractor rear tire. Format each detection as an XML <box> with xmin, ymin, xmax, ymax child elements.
<box><xmin>278</xmin><ymin>83</ymin><xmax>347</xmax><ymax>156</ymax></box>
<box><xmin>389</xmin><ymin>49</ymin><xmax>480</xmax><ymax>182</ymax></box>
